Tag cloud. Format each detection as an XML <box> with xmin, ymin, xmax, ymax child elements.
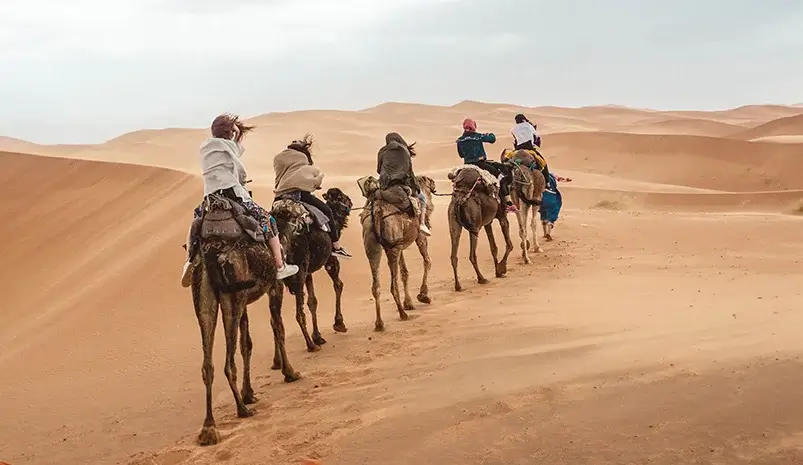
<box><xmin>1</xmin><ymin>0</ymin><xmax>802</xmax><ymax>143</ymax></box>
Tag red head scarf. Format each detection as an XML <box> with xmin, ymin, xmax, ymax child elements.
<box><xmin>462</xmin><ymin>118</ymin><xmax>477</xmax><ymax>132</ymax></box>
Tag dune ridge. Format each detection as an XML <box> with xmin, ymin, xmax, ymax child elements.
<box><xmin>2</xmin><ymin>101</ymin><xmax>803</xmax><ymax>465</ymax></box>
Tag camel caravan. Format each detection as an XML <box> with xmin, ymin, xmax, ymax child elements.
<box><xmin>179</xmin><ymin>113</ymin><xmax>568</xmax><ymax>445</ymax></box>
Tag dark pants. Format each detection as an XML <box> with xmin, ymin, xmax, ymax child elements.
<box><xmin>467</xmin><ymin>159</ymin><xmax>512</xmax><ymax>200</ymax></box>
<box><xmin>298</xmin><ymin>191</ymin><xmax>340</xmax><ymax>243</ymax></box>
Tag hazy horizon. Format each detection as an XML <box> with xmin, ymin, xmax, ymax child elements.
<box><xmin>2</xmin><ymin>0</ymin><xmax>803</xmax><ymax>144</ymax></box>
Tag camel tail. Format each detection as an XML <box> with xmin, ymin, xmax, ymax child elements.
<box><xmin>203</xmin><ymin>249</ymin><xmax>256</xmax><ymax>293</ymax></box>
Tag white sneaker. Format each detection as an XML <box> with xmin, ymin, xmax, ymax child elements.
<box><xmin>276</xmin><ymin>264</ymin><xmax>300</xmax><ymax>280</ymax></box>
<box><xmin>419</xmin><ymin>224</ymin><xmax>432</xmax><ymax>237</ymax></box>
<box><xmin>181</xmin><ymin>260</ymin><xmax>193</xmax><ymax>288</ymax></box>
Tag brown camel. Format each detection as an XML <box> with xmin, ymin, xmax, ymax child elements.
<box><xmin>188</xmin><ymin>193</ymin><xmax>300</xmax><ymax>446</ymax></box>
<box><xmin>447</xmin><ymin>166</ymin><xmax>514</xmax><ymax>292</ymax></box>
<box><xmin>502</xmin><ymin>149</ymin><xmax>547</xmax><ymax>264</ymax></box>
<box><xmin>271</xmin><ymin>187</ymin><xmax>353</xmax><ymax>353</ymax></box>
<box><xmin>358</xmin><ymin>175</ymin><xmax>435</xmax><ymax>331</ymax></box>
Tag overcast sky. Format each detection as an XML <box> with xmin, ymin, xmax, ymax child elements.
<box><xmin>2</xmin><ymin>0</ymin><xmax>803</xmax><ymax>144</ymax></box>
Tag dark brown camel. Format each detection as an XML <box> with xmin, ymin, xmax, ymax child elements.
<box><xmin>358</xmin><ymin>175</ymin><xmax>435</xmax><ymax>331</ymax></box>
<box><xmin>271</xmin><ymin>187</ymin><xmax>353</xmax><ymax>353</ymax></box>
<box><xmin>447</xmin><ymin>167</ymin><xmax>514</xmax><ymax>292</ymax></box>
<box><xmin>189</xmin><ymin>193</ymin><xmax>300</xmax><ymax>446</ymax></box>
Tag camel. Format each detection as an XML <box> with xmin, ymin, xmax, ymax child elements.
<box><xmin>501</xmin><ymin>148</ymin><xmax>548</xmax><ymax>264</ymax></box>
<box><xmin>188</xmin><ymin>193</ymin><xmax>300</xmax><ymax>446</ymax></box>
<box><xmin>271</xmin><ymin>187</ymin><xmax>353</xmax><ymax>353</ymax></box>
<box><xmin>447</xmin><ymin>166</ymin><xmax>514</xmax><ymax>292</ymax></box>
<box><xmin>358</xmin><ymin>175</ymin><xmax>435</xmax><ymax>331</ymax></box>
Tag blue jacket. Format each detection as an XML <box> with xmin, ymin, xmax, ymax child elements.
<box><xmin>456</xmin><ymin>131</ymin><xmax>496</xmax><ymax>163</ymax></box>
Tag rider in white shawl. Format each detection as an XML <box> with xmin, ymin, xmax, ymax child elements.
<box><xmin>181</xmin><ymin>114</ymin><xmax>299</xmax><ymax>287</ymax></box>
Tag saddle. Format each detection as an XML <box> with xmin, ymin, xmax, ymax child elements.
<box><xmin>271</xmin><ymin>196</ymin><xmax>330</xmax><ymax>235</ymax></box>
<box><xmin>356</xmin><ymin>175</ymin><xmax>420</xmax><ymax>218</ymax></box>
<box><xmin>195</xmin><ymin>193</ymin><xmax>266</xmax><ymax>244</ymax></box>
<box><xmin>447</xmin><ymin>165</ymin><xmax>499</xmax><ymax>198</ymax></box>
<box><xmin>502</xmin><ymin>149</ymin><xmax>546</xmax><ymax>172</ymax></box>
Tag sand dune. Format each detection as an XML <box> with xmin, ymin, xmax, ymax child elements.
<box><xmin>731</xmin><ymin>113</ymin><xmax>803</xmax><ymax>141</ymax></box>
<box><xmin>2</xmin><ymin>102</ymin><xmax>803</xmax><ymax>465</ymax></box>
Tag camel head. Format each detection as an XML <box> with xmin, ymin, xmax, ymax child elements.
<box><xmin>323</xmin><ymin>187</ymin><xmax>353</xmax><ymax>230</ymax></box>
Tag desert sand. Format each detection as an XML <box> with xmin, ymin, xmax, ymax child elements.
<box><xmin>1</xmin><ymin>101</ymin><xmax>803</xmax><ymax>465</ymax></box>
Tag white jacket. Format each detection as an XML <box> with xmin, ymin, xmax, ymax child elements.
<box><xmin>199</xmin><ymin>137</ymin><xmax>251</xmax><ymax>201</ymax></box>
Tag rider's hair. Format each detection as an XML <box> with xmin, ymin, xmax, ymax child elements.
<box><xmin>211</xmin><ymin>113</ymin><xmax>254</xmax><ymax>142</ymax></box>
<box><xmin>288</xmin><ymin>133</ymin><xmax>315</xmax><ymax>164</ymax></box>
<box><xmin>514</xmin><ymin>114</ymin><xmax>528</xmax><ymax>124</ymax></box>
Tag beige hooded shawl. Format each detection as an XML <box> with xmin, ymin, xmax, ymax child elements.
<box><xmin>273</xmin><ymin>147</ymin><xmax>324</xmax><ymax>196</ymax></box>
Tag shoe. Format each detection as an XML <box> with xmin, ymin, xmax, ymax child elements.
<box><xmin>332</xmin><ymin>247</ymin><xmax>352</xmax><ymax>259</ymax></box>
<box><xmin>276</xmin><ymin>263</ymin><xmax>300</xmax><ymax>280</ymax></box>
<box><xmin>419</xmin><ymin>224</ymin><xmax>432</xmax><ymax>236</ymax></box>
<box><xmin>181</xmin><ymin>260</ymin><xmax>194</xmax><ymax>288</ymax></box>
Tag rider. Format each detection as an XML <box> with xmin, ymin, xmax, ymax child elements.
<box><xmin>456</xmin><ymin>118</ymin><xmax>518</xmax><ymax>213</ymax></box>
<box><xmin>510</xmin><ymin>113</ymin><xmax>551</xmax><ymax>182</ymax></box>
<box><xmin>377</xmin><ymin>132</ymin><xmax>432</xmax><ymax>237</ymax></box>
<box><xmin>180</xmin><ymin>114</ymin><xmax>299</xmax><ymax>287</ymax></box>
<box><xmin>273</xmin><ymin>136</ymin><xmax>352</xmax><ymax>259</ymax></box>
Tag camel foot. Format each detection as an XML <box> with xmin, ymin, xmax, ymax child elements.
<box><xmin>333</xmin><ymin>321</ymin><xmax>348</xmax><ymax>333</ymax></box>
<box><xmin>271</xmin><ymin>360</ymin><xmax>282</xmax><ymax>371</ymax></box>
<box><xmin>403</xmin><ymin>301</ymin><xmax>416</xmax><ymax>311</ymax></box>
<box><xmin>417</xmin><ymin>293</ymin><xmax>431</xmax><ymax>304</ymax></box>
<box><xmin>496</xmin><ymin>263</ymin><xmax>508</xmax><ymax>277</ymax></box>
<box><xmin>237</xmin><ymin>406</ymin><xmax>256</xmax><ymax>418</ymax></box>
<box><xmin>313</xmin><ymin>334</ymin><xmax>327</xmax><ymax>346</ymax></box>
<box><xmin>198</xmin><ymin>426</ymin><xmax>221</xmax><ymax>446</ymax></box>
<box><xmin>533</xmin><ymin>246</ymin><xmax>543</xmax><ymax>253</ymax></box>
<box><xmin>399</xmin><ymin>312</ymin><xmax>410</xmax><ymax>321</ymax></box>
<box><xmin>242</xmin><ymin>390</ymin><xmax>258</xmax><ymax>405</ymax></box>
<box><xmin>454</xmin><ymin>283</ymin><xmax>463</xmax><ymax>292</ymax></box>
<box><xmin>307</xmin><ymin>344</ymin><xmax>322</xmax><ymax>353</ymax></box>
<box><xmin>374</xmin><ymin>321</ymin><xmax>385</xmax><ymax>332</ymax></box>
<box><xmin>284</xmin><ymin>371</ymin><xmax>302</xmax><ymax>383</ymax></box>
<box><xmin>478</xmin><ymin>277</ymin><xmax>490</xmax><ymax>285</ymax></box>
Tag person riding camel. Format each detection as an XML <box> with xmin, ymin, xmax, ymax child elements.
<box><xmin>510</xmin><ymin>113</ymin><xmax>551</xmax><ymax>183</ymax></box>
<box><xmin>180</xmin><ymin>114</ymin><xmax>299</xmax><ymax>287</ymax></box>
<box><xmin>273</xmin><ymin>135</ymin><xmax>352</xmax><ymax>259</ymax></box>
<box><xmin>376</xmin><ymin>132</ymin><xmax>432</xmax><ymax>237</ymax></box>
<box><xmin>456</xmin><ymin>118</ymin><xmax>518</xmax><ymax>213</ymax></box>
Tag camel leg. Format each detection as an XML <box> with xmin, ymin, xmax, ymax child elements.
<box><xmin>325</xmin><ymin>256</ymin><xmax>347</xmax><ymax>333</ymax></box>
<box><xmin>415</xmin><ymin>234</ymin><xmax>432</xmax><ymax>304</ymax></box>
<box><xmin>399</xmin><ymin>251</ymin><xmax>415</xmax><ymax>311</ymax></box>
<box><xmin>499</xmin><ymin>214</ymin><xmax>515</xmax><ymax>275</ymax></box>
<box><xmin>469</xmin><ymin>231</ymin><xmax>488</xmax><ymax>285</ymax></box>
<box><xmin>386</xmin><ymin>248</ymin><xmax>409</xmax><ymax>321</ymax></box>
<box><xmin>306</xmin><ymin>274</ymin><xmax>326</xmax><ymax>346</ymax></box>
<box><xmin>268</xmin><ymin>282</ymin><xmax>301</xmax><ymax>382</ymax></box>
<box><xmin>218</xmin><ymin>293</ymin><xmax>254</xmax><ymax>419</ymax></box>
<box><xmin>365</xmin><ymin>234</ymin><xmax>385</xmax><ymax>332</ymax></box>
<box><xmin>290</xmin><ymin>272</ymin><xmax>318</xmax><ymax>352</ymax></box>
<box><xmin>531</xmin><ymin>206</ymin><xmax>543</xmax><ymax>253</ymax></box>
<box><xmin>239</xmin><ymin>310</ymin><xmax>257</xmax><ymax>405</ymax></box>
<box><xmin>194</xmin><ymin>271</ymin><xmax>221</xmax><ymax>446</ymax></box>
<box><xmin>516</xmin><ymin>206</ymin><xmax>531</xmax><ymax>264</ymax></box>
<box><xmin>485</xmin><ymin>223</ymin><xmax>504</xmax><ymax>278</ymax></box>
<box><xmin>449</xmin><ymin>206</ymin><xmax>464</xmax><ymax>292</ymax></box>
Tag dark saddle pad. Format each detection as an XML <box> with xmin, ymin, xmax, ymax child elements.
<box><xmin>197</xmin><ymin>194</ymin><xmax>266</xmax><ymax>243</ymax></box>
